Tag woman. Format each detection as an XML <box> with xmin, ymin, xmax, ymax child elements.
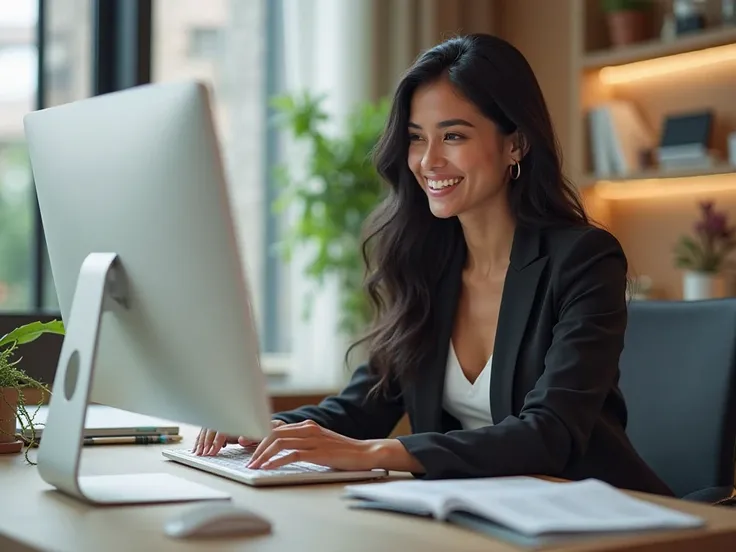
<box><xmin>195</xmin><ymin>33</ymin><xmax>673</xmax><ymax>496</ymax></box>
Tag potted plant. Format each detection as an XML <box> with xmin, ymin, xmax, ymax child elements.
<box><xmin>674</xmin><ymin>201</ymin><xmax>736</xmax><ymax>300</ymax></box>
<box><xmin>270</xmin><ymin>92</ymin><xmax>389</xmax><ymax>337</ymax></box>
<box><xmin>0</xmin><ymin>319</ymin><xmax>64</xmax><ymax>463</ymax></box>
<box><xmin>601</xmin><ymin>0</ymin><xmax>653</xmax><ymax>47</ymax></box>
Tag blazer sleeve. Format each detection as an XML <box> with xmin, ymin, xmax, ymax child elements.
<box><xmin>395</xmin><ymin>228</ymin><xmax>628</xmax><ymax>479</ymax></box>
<box><xmin>271</xmin><ymin>364</ymin><xmax>405</xmax><ymax>440</ymax></box>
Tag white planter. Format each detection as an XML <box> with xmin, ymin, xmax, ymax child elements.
<box><xmin>682</xmin><ymin>270</ymin><xmax>725</xmax><ymax>301</ymax></box>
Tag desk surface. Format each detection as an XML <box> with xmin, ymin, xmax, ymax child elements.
<box><xmin>1</xmin><ymin>425</ymin><xmax>735</xmax><ymax>552</ymax></box>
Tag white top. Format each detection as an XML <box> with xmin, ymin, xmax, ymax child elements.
<box><xmin>442</xmin><ymin>341</ymin><xmax>494</xmax><ymax>430</ymax></box>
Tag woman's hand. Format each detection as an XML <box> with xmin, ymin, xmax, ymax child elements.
<box><xmin>246</xmin><ymin>420</ymin><xmax>384</xmax><ymax>471</ymax></box>
<box><xmin>193</xmin><ymin>420</ymin><xmax>286</xmax><ymax>456</ymax></box>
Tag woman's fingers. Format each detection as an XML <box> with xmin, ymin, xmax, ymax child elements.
<box><xmin>238</xmin><ymin>436</ymin><xmax>259</xmax><ymax>447</ymax></box>
<box><xmin>194</xmin><ymin>429</ymin><xmax>241</xmax><ymax>455</ymax></box>
<box><xmin>193</xmin><ymin>428</ymin><xmax>218</xmax><ymax>455</ymax></box>
<box><xmin>206</xmin><ymin>432</ymin><xmax>230</xmax><ymax>456</ymax></box>
<box><xmin>247</xmin><ymin>420</ymin><xmax>317</xmax><ymax>467</ymax></box>
<box><xmin>247</xmin><ymin>437</ymin><xmax>316</xmax><ymax>469</ymax></box>
<box><xmin>261</xmin><ymin>450</ymin><xmax>308</xmax><ymax>470</ymax></box>
<box><xmin>195</xmin><ymin>420</ymin><xmax>292</xmax><ymax>457</ymax></box>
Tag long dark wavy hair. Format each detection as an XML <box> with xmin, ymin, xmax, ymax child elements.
<box><xmin>353</xmin><ymin>33</ymin><xmax>589</xmax><ymax>394</ymax></box>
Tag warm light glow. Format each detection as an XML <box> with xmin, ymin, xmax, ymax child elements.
<box><xmin>598</xmin><ymin>43</ymin><xmax>736</xmax><ymax>84</ymax></box>
<box><xmin>593</xmin><ymin>173</ymin><xmax>736</xmax><ymax>201</ymax></box>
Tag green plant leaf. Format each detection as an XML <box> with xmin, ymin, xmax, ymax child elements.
<box><xmin>0</xmin><ymin>320</ymin><xmax>65</xmax><ymax>349</ymax></box>
<box><xmin>268</xmin><ymin>91</ymin><xmax>390</xmax><ymax>332</ymax></box>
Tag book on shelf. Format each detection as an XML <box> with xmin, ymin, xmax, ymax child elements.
<box><xmin>344</xmin><ymin>477</ymin><xmax>704</xmax><ymax>548</ymax></box>
<box><xmin>588</xmin><ymin>100</ymin><xmax>654</xmax><ymax>178</ymax></box>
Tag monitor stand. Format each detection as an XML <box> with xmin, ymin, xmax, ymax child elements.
<box><xmin>36</xmin><ymin>252</ymin><xmax>230</xmax><ymax>505</ymax></box>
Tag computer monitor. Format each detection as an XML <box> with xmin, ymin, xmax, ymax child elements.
<box><xmin>23</xmin><ymin>81</ymin><xmax>273</xmax><ymax>505</ymax></box>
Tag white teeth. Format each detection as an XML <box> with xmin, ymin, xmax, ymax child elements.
<box><xmin>427</xmin><ymin>177</ymin><xmax>462</xmax><ymax>190</ymax></box>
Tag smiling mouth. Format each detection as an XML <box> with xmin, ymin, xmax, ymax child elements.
<box><xmin>426</xmin><ymin>177</ymin><xmax>464</xmax><ymax>191</ymax></box>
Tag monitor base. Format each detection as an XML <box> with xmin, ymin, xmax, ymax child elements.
<box><xmin>36</xmin><ymin>253</ymin><xmax>227</xmax><ymax>505</ymax></box>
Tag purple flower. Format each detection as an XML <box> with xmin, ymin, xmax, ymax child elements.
<box><xmin>695</xmin><ymin>202</ymin><xmax>733</xmax><ymax>240</ymax></box>
<box><xmin>675</xmin><ymin>200</ymin><xmax>736</xmax><ymax>273</ymax></box>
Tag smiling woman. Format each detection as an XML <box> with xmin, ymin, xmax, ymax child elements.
<box><xmin>407</xmin><ymin>85</ymin><xmax>516</xmax><ymax>220</ymax></box>
<box><xmin>195</xmin><ymin>33</ymin><xmax>673</xmax><ymax>498</ymax></box>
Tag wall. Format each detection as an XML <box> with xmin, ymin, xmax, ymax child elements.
<box><xmin>495</xmin><ymin>0</ymin><xmax>578</xmax><ymax>179</ymax></box>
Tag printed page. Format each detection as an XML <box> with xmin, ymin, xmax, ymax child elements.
<box><xmin>458</xmin><ymin>479</ymin><xmax>704</xmax><ymax>536</ymax></box>
<box><xmin>344</xmin><ymin>477</ymin><xmax>556</xmax><ymax>519</ymax></box>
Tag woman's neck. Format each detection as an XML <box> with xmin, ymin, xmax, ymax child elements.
<box><xmin>459</xmin><ymin>202</ymin><xmax>516</xmax><ymax>279</ymax></box>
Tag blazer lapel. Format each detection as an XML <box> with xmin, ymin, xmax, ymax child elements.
<box><xmin>410</xmin><ymin>226</ymin><xmax>547</xmax><ymax>432</ymax></box>
<box><xmin>490</xmin><ymin>226</ymin><xmax>548</xmax><ymax>423</ymax></box>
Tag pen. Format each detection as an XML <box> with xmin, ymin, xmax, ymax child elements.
<box><xmin>82</xmin><ymin>434</ymin><xmax>183</xmax><ymax>446</ymax></box>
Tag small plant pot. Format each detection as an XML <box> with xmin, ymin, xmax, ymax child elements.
<box><xmin>683</xmin><ymin>270</ymin><xmax>726</xmax><ymax>301</ymax></box>
<box><xmin>0</xmin><ymin>387</ymin><xmax>23</xmax><ymax>454</ymax></box>
<box><xmin>606</xmin><ymin>10</ymin><xmax>650</xmax><ymax>47</ymax></box>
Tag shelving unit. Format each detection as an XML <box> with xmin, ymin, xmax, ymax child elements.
<box><xmin>496</xmin><ymin>0</ymin><xmax>736</xmax><ymax>300</ymax></box>
<box><xmin>579</xmin><ymin>163</ymin><xmax>736</xmax><ymax>188</ymax></box>
<box><xmin>582</xmin><ymin>24</ymin><xmax>736</xmax><ymax>69</ymax></box>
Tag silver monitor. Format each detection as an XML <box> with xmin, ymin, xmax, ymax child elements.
<box><xmin>23</xmin><ymin>81</ymin><xmax>273</xmax><ymax>505</ymax></box>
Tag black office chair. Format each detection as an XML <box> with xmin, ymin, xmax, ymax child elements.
<box><xmin>618</xmin><ymin>299</ymin><xmax>736</xmax><ymax>502</ymax></box>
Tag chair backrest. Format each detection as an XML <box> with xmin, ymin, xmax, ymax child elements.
<box><xmin>618</xmin><ymin>299</ymin><xmax>736</xmax><ymax>498</ymax></box>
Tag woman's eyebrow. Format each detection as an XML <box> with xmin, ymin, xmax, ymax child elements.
<box><xmin>408</xmin><ymin>119</ymin><xmax>475</xmax><ymax>129</ymax></box>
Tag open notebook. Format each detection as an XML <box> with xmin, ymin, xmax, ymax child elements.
<box><xmin>344</xmin><ymin>477</ymin><xmax>704</xmax><ymax>547</ymax></box>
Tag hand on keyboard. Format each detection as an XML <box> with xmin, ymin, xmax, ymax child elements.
<box><xmin>246</xmin><ymin>419</ymin><xmax>383</xmax><ymax>472</ymax></box>
<box><xmin>193</xmin><ymin>420</ymin><xmax>286</xmax><ymax>456</ymax></box>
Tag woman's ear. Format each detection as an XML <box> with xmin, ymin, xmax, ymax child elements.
<box><xmin>508</xmin><ymin>130</ymin><xmax>529</xmax><ymax>163</ymax></box>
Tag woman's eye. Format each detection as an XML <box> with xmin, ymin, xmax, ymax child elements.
<box><xmin>408</xmin><ymin>133</ymin><xmax>422</xmax><ymax>141</ymax></box>
<box><xmin>445</xmin><ymin>132</ymin><xmax>463</xmax><ymax>141</ymax></box>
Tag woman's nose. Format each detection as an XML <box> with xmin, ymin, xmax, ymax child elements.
<box><xmin>420</xmin><ymin>142</ymin><xmax>446</xmax><ymax>171</ymax></box>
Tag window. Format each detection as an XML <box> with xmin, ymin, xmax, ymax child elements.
<box><xmin>0</xmin><ymin>1</ymin><xmax>37</xmax><ymax>311</ymax></box>
<box><xmin>153</xmin><ymin>0</ymin><xmax>290</xmax><ymax>369</ymax></box>
<box><xmin>0</xmin><ymin>0</ymin><xmax>91</xmax><ymax>313</ymax></box>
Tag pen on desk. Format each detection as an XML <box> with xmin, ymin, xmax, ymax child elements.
<box><xmin>82</xmin><ymin>434</ymin><xmax>183</xmax><ymax>446</ymax></box>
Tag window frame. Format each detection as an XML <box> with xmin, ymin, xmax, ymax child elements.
<box><xmin>11</xmin><ymin>0</ymin><xmax>291</xmax><ymax>381</ymax></box>
<box><xmin>2</xmin><ymin>0</ymin><xmax>154</xmax><ymax>383</ymax></box>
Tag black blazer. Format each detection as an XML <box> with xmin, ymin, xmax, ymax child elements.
<box><xmin>273</xmin><ymin>224</ymin><xmax>674</xmax><ymax>497</ymax></box>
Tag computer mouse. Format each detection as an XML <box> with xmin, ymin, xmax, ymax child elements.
<box><xmin>164</xmin><ymin>502</ymin><xmax>272</xmax><ymax>539</ymax></box>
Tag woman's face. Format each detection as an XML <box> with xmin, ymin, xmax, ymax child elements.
<box><xmin>407</xmin><ymin>78</ymin><xmax>519</xmax><ymax>219</ymax></box>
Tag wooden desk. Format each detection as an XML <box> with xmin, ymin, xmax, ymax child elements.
<box><xmin>1</xmin><ymin>426</ymin><xmax>735</xmax><ymax>552</ymax></box>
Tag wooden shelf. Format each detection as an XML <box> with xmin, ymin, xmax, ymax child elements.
<box><xmin>580</xmin><ymin>163</ymin><xmax>736</xmax><ymax>188</ymax></box>
<box><xmin>582</xmin><ymin>26</ymin><xmax>736</xmax><ymax>70</ymax></box>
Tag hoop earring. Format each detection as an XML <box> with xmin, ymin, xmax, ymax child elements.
<box><xmin>510</xmin><ymin>160</ymin><xmax>521</xmax><ymax>180</ymax></box>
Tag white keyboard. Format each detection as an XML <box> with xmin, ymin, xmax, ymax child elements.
<box><xmin>162</xmin><ymin>446</ymin><xmax>388</xmax><ymax>487</ymax></box>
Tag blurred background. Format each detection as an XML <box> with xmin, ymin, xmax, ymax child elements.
<box><xmin>1</xmin><ymin>0</ymin><xmax>736</xmax><ymax>389</ymax></box>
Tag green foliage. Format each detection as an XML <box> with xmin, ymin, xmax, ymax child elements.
<box><xmin>270</xmin><ymin>92</ymin><xmax>390</xmax><ymax>335</ymax></box>
<box><xmin>600</xmin><ymin>0</ymin><xmax>652</xmax><ymax>12</ymax></box>
<box><xmin>0</xmin><ymin>144</ymin><xmax>33</xmax><ymax>309</ymax></box>
<box><xmin>0</xmin><ymin>320</ymin><xmax>65</xmax><ymax>464</ymax></box>
<box><xmin>0</xmin><ymin>319</ymin><xmax>65</xmax><ymax>349</ymax></box>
